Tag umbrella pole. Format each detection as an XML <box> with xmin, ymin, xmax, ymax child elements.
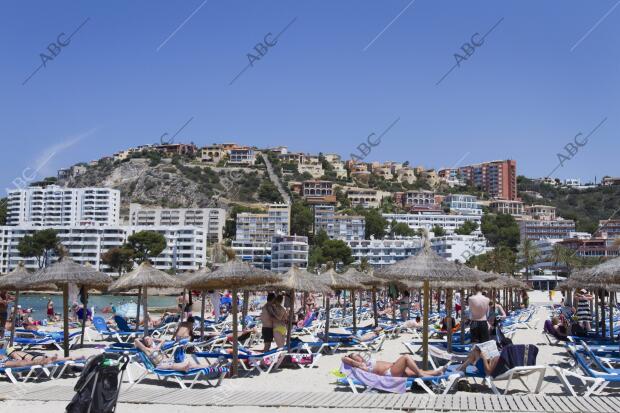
<box><xmin>609</xmin><ymin>292</ymin><xmax>614</xmax><ymax>342</ymax></box>
<box><xmin>287</xmin><ymin>290</ymin><xmax>294</xmax><ymax>351</ymax></box>
<box><xmin>595</xmin><ymin>292</ymin><xmax>600</xmax><ymax>336</ymax></box>
<box><xmin>352</xmin><ymin>289</ymin><xmax>357</xmax><ymax>335</ymax></box>
<box><xmin>200</xmin><ymin>291</ymin><xmax>206</xmax><ymax>339</ymax></box>
<box><xmin>459</xmin><ymin>289</ymin><xmax>465</xmax><ymax>345</ymax></box>
<box><xmin>135</xmin><ymin>287</ymin><xmax>142</xmax><ymax>332</ymax></box>
<box><xmin>80</xmin><ymin>287</ymin><xmax>87</xmax><ymax>347</ymax></box>
<box><xmin>143</xmin><ymin>288</ymin><xmax>149</xmax><ymax>338</ymax></box>
<box><xmin>601</xmin><ymin>291</ymin><xmax>606</xmax><ymax>339</ymax></box>
<box><xmin>63</xmin><ymin>284</ymin><xmax>69</xmax><ymax>357</ymax></box>
<box><xmin>232</xmin><ymin>287</ymin><xmax>239</xmax><ymax>377</ymax></box>
<box><xmin>242</xmin><ymin>291</ymin><xmax>250</xmax><ymax>328</ymax></box>
<box><xmin>372</xmin><ymin>288</ymin><xmax>378</xmax><ymax>328</ymax></box>
<box><xmin>422</xmin><ymin>280</ymin><xmax>430</xmax><ymax>369</ymax></box>
<box><xmin>9</xmin><ymin>290</ymin><xmax>19</xmax><ymax>347</ymax></box>
<box><xmin>446</xmin><ymin>288</ymin><xmax>453</xmax><ymax>352</ymax></box>
<box><xmin>324</xmin><ymin>296</ymin><xmax>330</xmax><ymax>339</ymax></box>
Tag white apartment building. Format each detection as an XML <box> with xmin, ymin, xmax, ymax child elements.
<box><xmin>128</xmin><ymin>203</ymin><xmax>225</xmax><ymax>243</ymax></box>
<box><xmin>517</xmin><ymin>218</ymin><xmax>576</xmax><ymax>241</ymax></box>
<box><xmin>382</xmin><ymin>213</ymin><xmax>482</xmax><ymax>236</ymax></box>
<box><xmin>231</xmin><ymin>240</ymin><xmax>271</xmax><ymax>270</ymax></box>
<box><xmin>235</xmin><ymin>203</ymin><xmax>290</xmax><ymax>243</ymax></box>
<box><xmin>443</xmin><ymin>194</ymin><xmax>482</xmax><ymax>215</ymax></box>
<box><xmin>0</xmin><ymin>225</ymin><xmax>207</xmax><ymax>274</ymax></box>
<box><xmin>314</xmin><ymin>205</ymin><xmax>365</xmax><ymax>241</ymax></box>
<box><xmin>348</xmin><ymin>238</ymin><xmax>422</xmax><ymax>267</ymax></box>
<box><xmin>6</xmin><ymin>185</ymin><xmax>120</xmax><ymax>227</ymax></box>
<box><xmin>270</xmin><ymin>235</ymin><xmax>309</xmax><ymax>273</ymax></box>
<box><xmin>430</xmin><ymin>234</ymin><xmax>492</xmax><ymax>263</ymax></box>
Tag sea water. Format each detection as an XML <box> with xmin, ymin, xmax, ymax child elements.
<box><xmin>13</xmin><ymin>293</ymin><xmax>177</xmax><ymax>319</ymax></box>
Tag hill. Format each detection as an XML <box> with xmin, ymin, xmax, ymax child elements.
<box><xmin>517</xmin><ymin>176</ymin><xmax>620</xmax><ymax>233</ymax></box>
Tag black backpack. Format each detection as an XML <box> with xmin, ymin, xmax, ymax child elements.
<box><xmin>66</xmin><ymin>354</ymin><xmax>128</xmax><ymax>413</ymax></box>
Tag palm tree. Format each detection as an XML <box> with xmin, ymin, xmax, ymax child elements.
<box><xmin>518</xmin><ymin>239</ymin><xmax>540</xmax><ymax>281</ymax></box>
<box><xmin>551</xmin><ymin>244</ymin><xmax>569</xmax><ymax>281</ymax></box>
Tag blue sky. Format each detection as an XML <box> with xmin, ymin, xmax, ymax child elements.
<box><xmin>1</xmin><ymin>0</ymin><xmax>618</xmax><ymax>193</ymax></box>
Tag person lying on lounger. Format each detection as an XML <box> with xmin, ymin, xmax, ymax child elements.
<box><xmin>456</xmin><ymin>346</ymin><xmax>501</xmax><ymax>375</ymax></box>
<box><xmin>0</xmin><ymin>349</ymin><xmax>82</xmax><ymax>369</ymax></box>
<box><xmin>134</xmin><ymin>337</ymin><xmax>205</xmax><ymax>372</ymax></box>
<box><xmin>342</xmin><ymin>353</ymin><xmax>446</xmax><ymax>377</ymax></box>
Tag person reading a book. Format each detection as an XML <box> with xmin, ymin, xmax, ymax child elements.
<box><xmin>468</xmin><ymin>285</ymin><xmax>490</xmax><ymax>343</ymax></box>
<box><xmin>456</xmin><ymin>341</ymin><xmax>501</xmax><ymax>376</ymax></box>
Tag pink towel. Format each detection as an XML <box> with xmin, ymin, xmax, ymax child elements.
<box><xmin>340</xmin><ymin>363</ymin><xmax>408</xmax><ymax>393</ymax></box>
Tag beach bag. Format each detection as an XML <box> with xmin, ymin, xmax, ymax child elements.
<box><xmin>494</xmin><ymin>324</ymin><xmax>512</xmax><ymax>349</ymax></box>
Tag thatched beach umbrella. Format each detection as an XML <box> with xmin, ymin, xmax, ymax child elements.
<box><xmin>340</xmin><ymin>267</ymin><xmax>380</xmax><ymax>332</ymax></box>
<box><xmin>108</xmin><ymin>261</ymin><xmax>183</xmax><ymax>337</ymax></box>
<box><xmin>375</xmin><ymin>238</ymin><xmax>496</xmax><ymax>366</ymax></box>
<box><xmin>344</xmin><ymin>267</ymin><xmax>386</xmax><ymax>328</ymax></box>
<box><xmin>21</xmin><ymin>258</ymin><xmax>112</xmax><ymax>356</ymax></box>
<box><xmin>317</xmin><ymin>268</ymin><xmax>364</xmax><ymax>337</ymax></box>
<box><xmin>260</xmin><ymin>266</ymin><xmax>333</xmax><ymax>350</ymax></box>
<box><xmin>184</xmin><ymin>259</ymin><xmax>279</xmax><ymax>376</ymax></box>
<box><xmin>0</xmin><ymin>264</ymin><xmax>34</xmax><ymax>346</ymax></box>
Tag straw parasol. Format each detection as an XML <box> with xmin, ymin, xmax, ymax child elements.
<box><xmin>340</xmin><ymin>267</ymin><xmax>381</xmax><ymax>332</ymax></box>
<box><xmin>21</xmin><ymin>257</ymin><xmax>112</xmax><ymax>356</ymax></box>
<box><xmin>108</xmin><ymin>261</ymin><xmax>183</xmax><ymax>337</ymax></box>
<box><xmin>260</xmin><ymin>266</ymin><xmax>333</xmax><ymax>350</ymax></box>
<box><xmin>375</xmin><ymin>238</ymin><xmax>497</xmax><ymax>366</ymax></box>
<box><xmin>184</xmin><ymin>258</ymin><xmax>279</xmax><ymax>376</ymax></box>
<box><xmin>0</xmin><ymin>264</ymin><xmax>35</xmax><ymax>346</ymax></box>
<box><xmin>316</xmin><ymin>267</ymin><xmax>364</xmax><ymax>337</ymax></box>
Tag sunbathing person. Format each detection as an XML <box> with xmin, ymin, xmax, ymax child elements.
<box><xmin>342</xmin><ymin>353</ymin><xmax>445</xmax><ymax>377</ymax></box>
<box><xmin>173</xmin><ymin>316</ymin><xmax>195</xmax><ymax>341</ymax></box>
<box><xmin>0</xmin><ymin>349</ymin><xmax>81</xmax><ymax>369</ymax></box>
<box><xmin>134</xmin><ymin>337</ymin><xmax>205</xmax><ymax>372</ymax></box>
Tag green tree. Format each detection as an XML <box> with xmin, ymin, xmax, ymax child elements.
<box><xmin>362</xmin><ymin>208</ymin><xmax>388</xmax><ymax>239</ymax></box>
<box><xmin>125</xmin><ymin>231</ymin><xmax>167</xmax><ymax>263</ymax></box>
<box><xmin>389</xmin><ymin>220</ymin><xmax>415</xmax><ymax>237</ymax></box>
<box><xmin>518</xmin><ymin>239</ymin><xmax>540</xmax><ymax>280</ymax></box>
<box><xmin>454</xmin><ymin>220</ymin><xmax>479</xmax><ymax>235</ymax></box>
<box><xmin>291</xmin><ymin>201</ymin><xmax>313</xmax><ymax>238</ymax></box>
<box><xmin>17</xmin><ymin>229</ymin><xmax>60</xmax><ymax>268</ymax></box>
<box><xmin>0</xmin><ymin>198</ymin><xmax>6</xmax><ymax>225</ymax></box>
<box><xmin>257</xmin><ymin>180</ymin><xmax>283</xmax><ymax>203</ymax></box>
<box><xmin>481</xmin><ymin>213</ymin><xmax>520</xmax><ymax>250</ymax></box>
<box><xmin>321</xmin><ymin>239</ymin><xmax>354</xmax><ymax>266</ymax></box>
<box><xmin>314</xmin><ymin>229</ymin><xmax>329</xmax><ymax>247</ymax></box>
<box><xmin>467</xmin><ymin>246</ymin><xmax>516</xmax><ymax>275</ymax></box>
<box><xmin>102</xmin><ymin>247</ymin><xmax>135</xmax><ymax>276</ymax></box>
<box><xmin>431</xmin><ymin>225</ymin><xmax>446</xmax><ymax>237</ymax></box>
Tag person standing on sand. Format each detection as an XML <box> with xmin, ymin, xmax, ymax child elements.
<box><xmin>260</xmin><ymin>293</ymin><xmax>276</xmax><ymax>352</ymax></box>
<box><xmin>47</xmin><ymin>299</ymin><xmax>55</xmax><ymax>321</ymax></box>
<box><xmin>468</xmin><ymin>285</ymin><xmax>490</xmax><ymax>343</ymax></box>
<box><xmin>575</xmin><ymin>289</ymin><xmax>593</xmax><ymax>332</ymax></box>
<box><xmin>0</xmin><ymin>292</ymin><xmax>13</xmax><ymax>338</ymax></box>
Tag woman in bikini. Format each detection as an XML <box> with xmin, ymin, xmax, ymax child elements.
<box><xmin>0</xmin><ymin>349</ymin><xmax>82</xmax><ymax>369</ymax></box>
<box><xmin>342</xmin><ymin>353</ymin><xmax>446</xmax><ymax>377</ymax></box>
<box><xmin>134</xmin><ymin>337</ymin><xmax>206</xmax><ymax>372</ymax></box>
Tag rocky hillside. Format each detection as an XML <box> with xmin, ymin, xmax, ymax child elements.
<box><xmin>59</xmin><ymin>157</ymin><xmax>274</xmax><ymax>214</ymax></box>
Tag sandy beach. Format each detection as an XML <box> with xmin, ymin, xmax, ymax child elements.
<box><xmin>0</xmin><ymin>291</ymin><xmax>618</xmax><ymax>412</ymax></box>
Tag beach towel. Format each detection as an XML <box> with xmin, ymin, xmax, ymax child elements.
<box><xmin>340</xmin><ymin>363</ymin><xmax>407</xmax><ymax>393</ymax></box>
